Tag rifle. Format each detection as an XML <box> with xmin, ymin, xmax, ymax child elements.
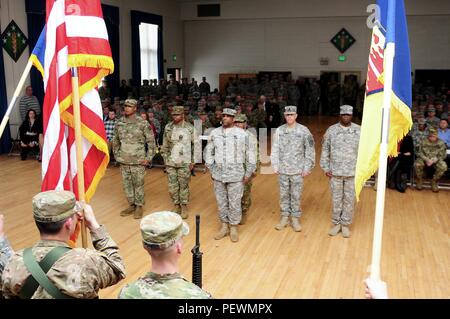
<box><xmin>191</xmin><ymin>215</ymin><xmax>203</xmax><ymax>287</ymax></box>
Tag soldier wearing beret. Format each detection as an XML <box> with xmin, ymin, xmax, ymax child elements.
<box><xmin>271</xmin><ymin>106</ymin><xmax>315</xmax><ymax>232</ymax></box>
<box><xmin>1</xmin><ymin>190</ymin><xmax>126</xmax><ymax>299</ymax></box>
<box><xmin>414</xmin><ymin>127</ymin><xmax>448</xmax><ymax>192</ymax></box>
<box><xmin>113</xmin><ymin>99</ymin><xmax>156</xmax><ymax>219</ymax></box>
<box><xmin>205</xmin><ymin>108</ymin><xmax>256</xmax><ymax>242</ymax></box>
<box><xmin>160</xmin><ymin>106</ymin><xmax>200</xmax><ymax>219</ymax></box>
<box><xmin>118</xmin><ymin>211</ymin><xmax>211</xmax><ymax>299</ymax></box>
<box><xmin>320</xmin><ymin>105</ymin><xmax>361</xmax><ymax>238</ymax></box>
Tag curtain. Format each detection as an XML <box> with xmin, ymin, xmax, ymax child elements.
<box><xmin>0</xmin><ymin>36</ymin><xmax>11</xmax><ymax>153</ymax></box>
<box><xmin>101</xmin><ymin>4</ymin><xmax>120</xmax><ymax>99</ymax></box>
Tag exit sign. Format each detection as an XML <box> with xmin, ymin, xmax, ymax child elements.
<box><xmin>338</xmin><ymin>55</ymin><xmax>346</xmax><ymax>62</ymax></box>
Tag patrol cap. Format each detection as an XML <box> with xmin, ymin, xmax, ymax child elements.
<box><xmin>284</xmin><ymin>105</ymin><xmax>297</xmax><ymax>114</ymax></box>
<box><xmin>172</xmin><ymin>106</ymin><xmax>185</xmax><ymax>115</ymax></box>
<box><xmin>143</xmin><ymin>101</ymin><xmax>150</xmax><ymax>106</ymax></box>
<box><xmin>222</xmin><ymin>108</ymin><xmax>236</xmax><ymax>117</ymax></box>
<box><xmin>32</xmin><ymin>190</ymin><xmax>79</xmax><ymax>223</ymax></box>
<box><xmin>124</xmin><ymin>99</ymin><xmax>138</xmax><ymax>108</ymax></box>
<box><xmin>198</xmin><ymin>110</ymin><xmax>207</xmax><ymax>116</ymax></box>
<box><xmin>417</xmin><ymin>118</ymin><xmax>426</xmax><ymax>125</ymax></box>
<box><xmin>140</xmin><ymin>211</ymin><xmax>189</xmax><ymax>249</ymax></box>
<box><xmin>234</xmin><ymin>114</ymin><xmax>248</xmax><ymax>123</ymax></box>
<box><xmin>428</xmin><ymin>127</ymin><xmax>438</xmax><ymax>136</ymax></box>
<box><xmin>340</xmin><ymin>105</ymin><xmax>353</xmax><ymax>115</ymax></box>
<box><xmin>428</xmin><ymin>106</ymin><xmax>435</xmax><ymax>112</ymax></box>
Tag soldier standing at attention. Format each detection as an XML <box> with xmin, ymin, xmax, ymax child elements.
<box><xmin>320</xmin><ymin>105</ymin><xmax>361</xmax><ymax>238</ymax></box>
<box><xmin>234</xmin><ymin>114</ymin><xmax>259</xmax><ymax>225</ymax></box>
<box><xmin>414</xmin><ymin>127</ymin><xmax>447</xmax><ymax>192</ymax></box>
<box><xmin>160</xmin><ymin>106</ymin><xmax>199</xmax><ymax>219</ymax></box>
<box><xmin>1</xmin><ymin>190</ymin><xmax>126</xmax><ymax>299</ymax></box>
<box><xmin>118</xmin><ymin>211</ymin><xmax>211</xmax><ymax>299</ymax></box>
<box><xmin>271</xmin><ymin>106</ymin><xmax>315</xmax><ymax>232</ymax></box>
<box><xmin>113</xmin><ymin>99</ymin><xmax>156</xmax><ymax>219</ymax></box>
<box><xmin>205</xmin><ymin>108</ymin><xmax>256</xmax><ymax>242</ymax></box>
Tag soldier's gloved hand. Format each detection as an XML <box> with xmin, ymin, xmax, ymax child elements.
<box><xmin>78</xmin><ymin>204</ymin><xmax>100</xmax><ymax>231</ymax></box>
<box><xmin>364</xmin><ymin>278</ymin><xmax>388</xmax><ymax>299</ymax></box>
<box><xmin>0</xmin><ymin>214</ymin><xmax>5</xmax><ymax>238</ymax></box>
<box><xmin>325</xmin><ymin>171</ymin><xmax>333</xmax><ymax>178</ymax></box>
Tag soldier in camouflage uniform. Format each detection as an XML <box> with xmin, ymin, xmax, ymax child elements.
<box><xmin>234</xmin><ymin>114</ymin><xmax>259</xmax><ymax>225</ymax></box>
<box><xmin>0</xmin><ymin>215</ymin><xmax>13</xmax><ymax>277</ymax></box>
<box><xmin>414</xmin><ymin>127</ymin><xmax>448</xmax><ymax>192</ymax></box>
<box><xmin>320</xmin><ymin>105</ymin><xmax>361</xmax><ymax>238</ymax></box>
<box><xmin>160</xmin><ymin>106</ymin><xmax>199</xmax><ymax>219</ymax></box>
<box><xmin>271</xmin><ymin>106</ymin><xmax>315</xmax><ymax>232</ymax></box>
<box><xmin>205</xmin><ymin>108</ymin><xmax>257</xmax><ymax>242</ymax></box>
<box><xmin>411</xmin><ymin>118</ymin><xmax>428</xmax><ymax>153</ymax></box>
<box><xmin>139</xmin><ymin>80</ymin><xmax>151</xmax><ymax>98</ymax></box>
<box><xmin>113</xmin><ymin>99</ymin><xmax>156</xmax><ymax>219</ymax></box>
<box><xmin>425</xmin><ymin>106</ymin><xmax>440</xmax><ymax>128</ymax></box>
<box><xmin>1</xmin><ymin>191</ymin><xmax>126</xmax><ymax>299</ymax></box>
<box><xmin>118</xmin><ymin>211</ymin><xmax>211</xmax><ymax>299</ymax></box>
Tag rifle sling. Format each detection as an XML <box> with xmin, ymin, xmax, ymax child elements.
<box><xmin>20</xmin><ymin>246</ymin><xmax>74</xmax><ymax>299</ymax></box>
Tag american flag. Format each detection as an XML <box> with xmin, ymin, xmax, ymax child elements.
<box><xmin>30</xmin><ymin>0</ymin><xmax>112</xmax><ymax>206</ymax></box>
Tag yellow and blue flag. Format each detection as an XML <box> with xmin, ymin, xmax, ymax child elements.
<box><xmin>29</xmin><ymin>26</ymin><xmax>46</xmax><ymax>78</ymax></box>
<box><xmin>355</xmin><ymin>0</ymin><xmax>412</xmax><ymax>200</ymax></box>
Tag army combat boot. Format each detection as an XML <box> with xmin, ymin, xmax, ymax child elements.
<box><xmin>275</xmin><ymin>216</ymin><xmax>289</xmax><ymax>230</ymax></box>
<box><xmin>431</xmin><ymin>179</ymin><xmax>439</xmax><ymax>192</ymax></box>
<box><xmin>341</xmin><ymin>225</ymin><xmax>351</xmax><ymax>238</ymax></box>
<box><xmin>415</xmin><ymin>177</ymin><xmax>423</xmax><ymax>190</ymax></box>
<box><xmin>328</xmin><ymin>224</ymin><xmax>341</xmax><ymax>236</ymax></box>
<box><xmin>120</xmin><ymin>204</ymin><xmax>135</xmax><ymax>216</ymax></box>
<box><xmin>291</xmin><ymin>217</ymin><xmax>302</xmax><ymax>232</ymax></box>
<box><xmin>214</xmin><ymin>223</ymin><xmax>229</xmax><ymax>240</ymax></box>
<box><xmin>230</xmin><ymin>225</ymin><xmax>239</xmax><ymax>242</ymax></box>
<box><xmin>181</xmin><ymin>205</ymin><xmax>188</xmax><ymax>219</ymax></box>
<box><xmin>133</xmin><ymin>206</ymin><xmax>143</xmax><ymax>219</ymax></box>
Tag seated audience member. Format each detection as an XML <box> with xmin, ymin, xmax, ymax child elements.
<box><xmin>438</xmin><ymin>119</ymin><xmax>450</xmax><ymax>149</ymax></box>
<box><xmin>414</xmin><ymin>128</ymin><xmax>448</xmax><ymax>192</ymax></box>
<box><xmin>387</xmin><ymin>134</ymin><xmax>414</xmax><ymax>193</ymax></box>
<box><xmin>19</xmin><ymin>109</ymin><xmax>43</xmax><ymax>161</ymax></box>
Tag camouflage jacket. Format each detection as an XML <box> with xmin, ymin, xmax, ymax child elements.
<box><xmin>271</xmin><ymin>123</ymin><xmax>315</xmax><ymax>175</ymax></box>
<box><xmin>425</xmin><ymin>116</ymin><xmax>440</xmax><ymax>128</ymax></box>
<box><xmin>320</xmin><ymin>123</ymin><xmax>361</xmax><ymax>177</ymax></box>
<box><xmin>411</xmin><ymin>128</ymin><xmax>429</xmax><ymax>152</ymax></box>
<box><xmin>112</xmin><ymin>115</ymin><xmax>156</xmax><ymax>165</ymax></box>
<box><xmin>417</xmin><ymin>138</ymin><xmax>447</xmax><ymax>163</ymax></box>
<box><xmin>118</xmin><ymin>272</ymin><xmax>211</xmax><ymax>299</ymax></box>
<box><xmin>1</xmin><ymin>226</ymin><xmax>126</xmax><ymax>299</ymax></box>
<box><xmin>0</xmin><ymin>236</ymin><xmax>13</xmax><ymax>276</ymax></box>
<box><xmin>161</xmin><ymin>121</ymin><xmax>200</xmax><ymax>168</ymax></box>
<box><xmin>205</xmin><ymin>126</ymin><xmax>257</xmax><ymax>183</ymax></box>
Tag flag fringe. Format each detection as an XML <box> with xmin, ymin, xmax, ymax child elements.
<box><xmin>68</xmin><ymin>54</ymin><xmax>114</xmax><ymax>74</ymax></box>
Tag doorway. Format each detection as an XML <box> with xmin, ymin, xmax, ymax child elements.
<box><xmin>320</xmin><ymin>71</ymin><xmax>360</xmax><ymax>115</ymax></box>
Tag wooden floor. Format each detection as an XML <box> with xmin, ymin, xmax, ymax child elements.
<box><xmin>0</xmin><ymin>116</ymin><xmax>449</xmax><ymax>299</ymax></box>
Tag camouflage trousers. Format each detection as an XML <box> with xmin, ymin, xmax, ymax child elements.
<box><xmin>241</xmin><ymin>181</ymin><xmax>253</xmax><ymax>215</ymax></box>
<box><xmin>213</xmin><ymin>180</ymin><xmax>244</xmax><ymax>226</ymax></box>
<box><xmin>330</xmin><ymin>176</ymin><xmax>355</xmax><ymax>226</ymax></box>
<box><xmin>414</xmin><ymin>159</ymin><xmax>447</xmax><ymax>180</ymax></box>
<box><xmin>120</xmin><ymin>164</ymin><xmax>146</xmax><ymax>206</ymax></box>
<box><xmin>278</xmin><ymin>174</ymin><xmax>303</xmax><ymax>218</ymax></box>
<box><xmin>166</xmin><ymin>166</ymin><xmax>191</xmax><ymax>205</ymax></box>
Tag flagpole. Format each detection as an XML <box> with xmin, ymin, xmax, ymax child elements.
<box><xmin>71</xmin><ymin>67</ymin><xmax>88</xmax><ymax>248</ymax></box>
<box><xmin>370</xmin><ymin>0</ymin><xmax>396</xmax><ymax>281</ymax></box>
<box><xmin>0</xmin><ymin>60</ymin><xmax>33</xmax><ymax>140</ymax></box>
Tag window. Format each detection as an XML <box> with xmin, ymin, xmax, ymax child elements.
<box><xmin>139</xmin><ymin>23</ymin><xmax>159</xmax><ymax>81</ymax></box>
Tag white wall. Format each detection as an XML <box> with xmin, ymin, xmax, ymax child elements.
<box><xmin>182</xmin><ymin>0</ymin><xmax>450</xmax><ymax>90</ymax></box>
